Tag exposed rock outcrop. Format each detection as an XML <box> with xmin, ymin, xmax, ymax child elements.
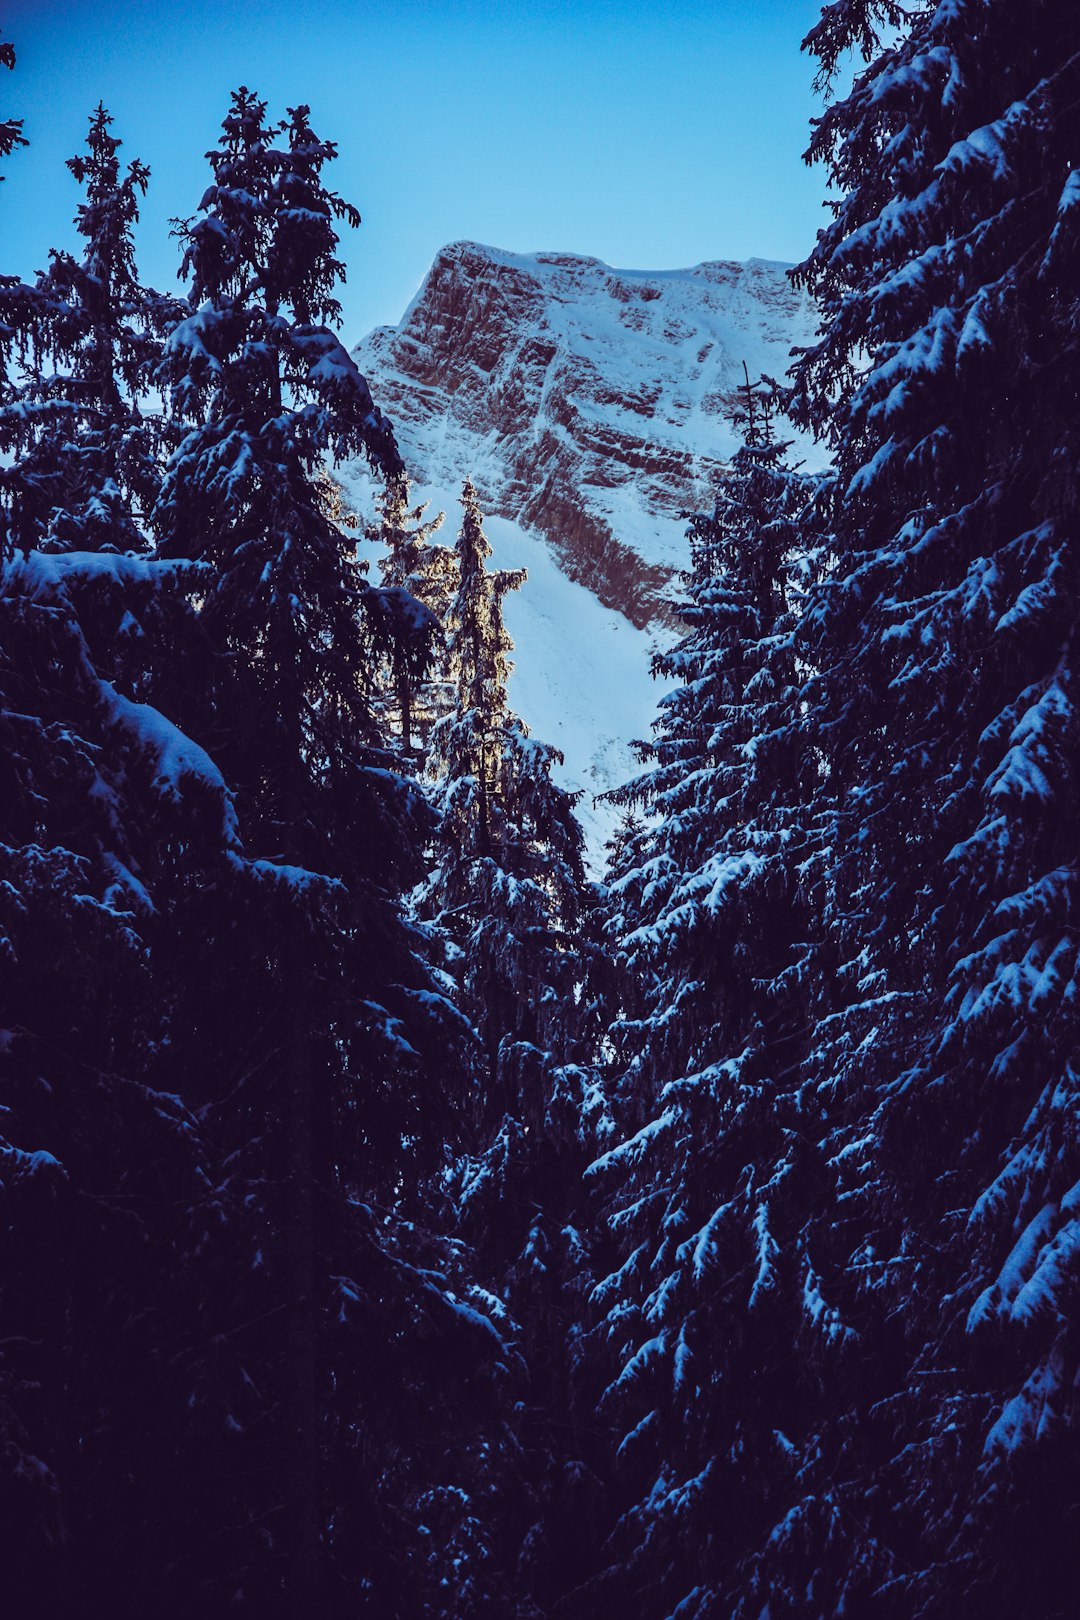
<box><xmin>354</xmin><ymin>241</ymin><xmax>820</xmax><ymax>628</ymax></box>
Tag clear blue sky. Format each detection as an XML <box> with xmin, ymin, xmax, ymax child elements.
<box><xmin>3</xmin><ymin>0</ymin><xmax>828</xmax><ymax>340</ymax></box>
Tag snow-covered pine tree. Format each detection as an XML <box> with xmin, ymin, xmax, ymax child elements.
<box><xmin>2</xmin><ymin>105</ymin><xmax>175</xmax><ymax>559</ymax></box>
<box><xmin>154</xmin><ymin>93</ymin><xmax>508</xmax><ymax>1616</ymax></box>
<box><xmin>0</xmin><ymin>103</ymin><xmax>205</xmax><ymax>749</ymax></box>
<box><xmin>368</xmin><ymin>470</ymin><xmax>455</xmax><ymax>759</ymax></box>
<box><xmin>573</xmin><ymin>378</ymin><xmax>832</xmax><ymax>1619</ymax></box>
<box><xmin>376</xmin><ymin>474</ymin><xmax>454</xmax><ymax>619</ymax></box>
<box><xmin>425</xmin><ymin>477</ymin><xmax>586</xmax><ymax>1109</ymax></box>
<box><xmin>42</xmin><ymin>106</ymin><xmax>170</xmax><ymax>549</ymax></box>
<box><xmin>771</xmin><ymin>1</ymin><xmax>1080</xmax><ymax>1612</ymax></box>
<box><xmin>423</xmin><ymin>477</ymin><xmax>605</xmax><ymax>1609</ymax></box>
<box><xmin>0</xmin><ymin>69</ymin><xmax>247</xmax><ymax>1611</ymax></box>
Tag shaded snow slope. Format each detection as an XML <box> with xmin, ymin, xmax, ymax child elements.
<box><xmin>480</xmin><ymin>504</ymin><xmax>668</xmax><ymax>860</ymax></box>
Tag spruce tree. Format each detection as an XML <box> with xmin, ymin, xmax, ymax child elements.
<box><xmin>574</xmin><ymin>382</ymin><xmax>831</xmax><ymax>1618</ymax></box>
<box><xmin>422</xmin><ymin>478</ymin><xmax>603</xmax><ymax>1609</ymax></box>
<box><xmin>425</xmin><ymin>478</ymin><xmax>585</xmax><ymax>1104</ymax></box>
<box><xmin>2</xmin><ymin>105</ymin><xmax>172</xmax><ymax>558</ymax></box>
<box><xmin>154</xmin><ymin>93</ymin><xmax>507</xmax><ymax>1616</ymax></box>
<box><xmin>368</xmin><ymin>470</ymin><xmax>454</xmax><ymax>759</ymax></box>
<box><xmin>1</xmin><ymin>67</ymin><xmax>244</xmax><ymax>1611</ymax></box>
<box><xmin>765</xmin><ymin>2</ymin><xmax>1080</xmax><ymax>1612</ymax></box>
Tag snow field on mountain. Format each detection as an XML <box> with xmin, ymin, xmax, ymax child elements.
<box><xmin>354</xmin><ymin>243</ymin><xmax>824</xmax><ymax>574</ymax></box>
<box><xmin>480</xmin><ymin>500</ymin><xmax>671</xmax><ymax>862</ymax></box>
<box><xmin>347</xmin><ymin>244</ymin><xmax>824</xmax><ymax>865</ymax></box>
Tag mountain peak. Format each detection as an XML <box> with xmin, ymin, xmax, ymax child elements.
<box><xmin>355</xmin><ymin>240</ymin><xmax>820</xmax><ymax>627</ymax></box>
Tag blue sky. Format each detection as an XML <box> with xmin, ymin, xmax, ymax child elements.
<box><xmin>3</xmin><ymin>0</ymin><xmax>828</xmax><ymax>339</ymax></box>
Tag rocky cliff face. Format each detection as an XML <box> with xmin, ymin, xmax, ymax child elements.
<box><xmin>353</xmin><ymin>241</ymin><xmax>820</xmax><ymax>627</ymax></box>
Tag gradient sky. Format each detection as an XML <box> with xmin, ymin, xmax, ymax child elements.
<box><xmin>3</xmin><ymin>0</ymin><xmax>829</xmax><ymax>341</ymax></box>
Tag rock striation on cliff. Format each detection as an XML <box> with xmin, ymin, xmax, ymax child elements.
<box><xmin>353</xmin><ymin>241</ymin><xmax>821</xmax><ymax>627</ymax></box>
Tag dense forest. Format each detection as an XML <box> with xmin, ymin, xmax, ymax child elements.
<box><xmin>1</xmin><ymin>2</ymin><xmax>1077</xmax><ymax>1616</ymax></box>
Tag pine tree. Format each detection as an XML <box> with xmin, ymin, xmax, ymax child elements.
<box><xmin>154</xmin><ymin>92</ymin><xmax>507</xmax><ymax>1615</ymax></box>
<box><xmin>0</xmin><ymin>100</ymin><xmax>201</xmax><ymax>781</ymax></box>
<box><xmin>368</xmin><ymin>470</ymin><xmax>454</xmax><ymax>759</ymax></box>
<box><xmin>1</xmin><ymin>62</ymin><xmax>246</xmax><ymax>1611</ymax></box>
<box><xmin>425</xmin><ymin>478</ymin><xmax>585</xmax><ymax>1099</ymax></box>
<box><xmin>2</xmin><ymin>105</ymin><xmax>173</xmax><ymax>559</ymax></box>
<box><xmin>572</xmin><ymin>380</ymin><xmax>833</xmax><ymax>1618</ymax></box>
<box><xmin>421</xmin><ymin>477</ymin><xmax>606</xmax><ymax>1610</ymax></box>
<box><xmin>764</xmin><ymin>2</ymin><xmax>1080</xmax><ymax>1612</ymax></box>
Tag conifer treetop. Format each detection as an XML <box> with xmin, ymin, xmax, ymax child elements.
<box><xmin>0</xmin><ymin>28</ymin><xmax>26</xmax><ymax>174</ymax></box>
<box><xmin>1</xmin><ymin>101</ymin><xmax>168</xmax><ymax>554</ymax></box>
<box><xmin>802</xmin><ymin>0</ymin><xmax>908</xmax><ymax>91</ymax></box>
<box><xmin>64</xmin><ymin>105</ymin><xmax>151</xmax><ymax>317</ymax></box>
<box><xmin>164</xmin><ymin>86</ymin><xmax>401</xmax><ymax>479</ymax></box>
<box><xmin>452</xmin><ymin>476</ymin><xmax>526</xmax><ymax>701</ymax></box>
<box><xmin>48</xmin><ymin>105</ymin><xmax>161</xmax><ymax>404</ymax></box>
<box><xmin>376</xmin><ymin>472</ymin><xmax>446</xmax><ymax>576</ymax></box>
<box><xmin>183</xmin><ymin>88</ymin><xmax>357</xmax><ymax>323</ymax></box>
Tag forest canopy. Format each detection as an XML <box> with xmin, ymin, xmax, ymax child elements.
<box><xmin>1</xmin><ymin>5</ymin><xmax>1077</xmax><ymax>1615</ymax></box>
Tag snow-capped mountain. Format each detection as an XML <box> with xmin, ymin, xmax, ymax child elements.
<box><xmin>346</xmin><ymin>241</ymin><xmax>821</xmax><ymax>859</ymax></box>
<box><xmin>353</xmin><ymin>241</ymin><xmax>821</xmax><ymax>627</ymax></box>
